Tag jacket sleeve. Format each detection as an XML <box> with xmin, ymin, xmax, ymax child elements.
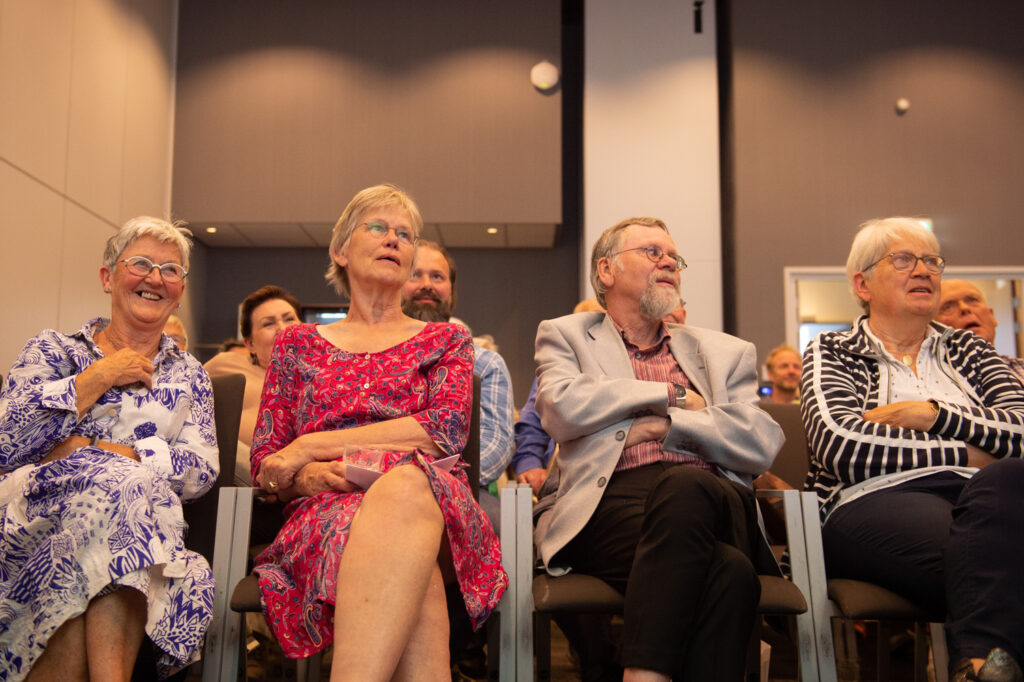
<box><xmin>661</xmin><ymin>339</ymin><xmax>782</xmax><ymax>476</ymax></box>
<box><xmin>534</xmin><ymin>318</ymin><xmax>671</xmax><ymax>445</ymax></box>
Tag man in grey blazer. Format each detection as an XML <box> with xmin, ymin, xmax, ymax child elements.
<box><xmin>535</xmin><ymin>217</ymin><xmax>784</xmax><ymax>681</ymax></box>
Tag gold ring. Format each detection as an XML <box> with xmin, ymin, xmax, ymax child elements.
<box><xmin>267</xmin><ymin>480</ymin><xmax>279</xmax><ymax>490</ymax></box>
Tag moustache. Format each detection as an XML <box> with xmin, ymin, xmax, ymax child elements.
<box><xmin>411</xmin><ymin>288</ymin><xmax>442</xmax><ymax>305</ymax></box>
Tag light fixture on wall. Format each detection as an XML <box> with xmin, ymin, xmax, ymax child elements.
<box><xmin>486</xmin><ymin>226</ymin><xmax>500</xmax><ymax>235</ymax></box>
<box><xmin>530</xmin><ymin>60</ymin><xmax>560</xmax><ymax>92</ymax></box>
<box><xmin>206</xmin><ymin>226</ymin><xmax>218</xmax><ymax>234</ymax></box>
<box><xmin>895</xmin><ymin>97</ymin><xmax>911</xmax><ymax>116</ymax></box>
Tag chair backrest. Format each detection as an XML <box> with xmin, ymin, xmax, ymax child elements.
<box><xmin>184</xmin><ymin>372</ymin><xmax>246</xmax><ymax>563</ymax></box>
<box><xmin>465</xmin><ymin>374</ymin><xmax>482</xmax><ymax>500</ymax></box>
<box><xmin>760</xmin><ymin>401</ymin><xmax>809</xmax><ymax>489</ymax></box>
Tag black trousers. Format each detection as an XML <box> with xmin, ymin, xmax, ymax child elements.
<box><xmin>560</xmin><ymin>463</ymin><xmax>764</xmax><ymax>680</ymax></box>
<box><xmin>822</xmin><ymin>458</ymin><xmax>1024</xmax><ymax>664</ymax></box>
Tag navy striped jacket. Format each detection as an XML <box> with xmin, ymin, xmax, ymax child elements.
<box><xmin>801</xmin><ymin>316</ymin><xmax>1024</xmax><ymax>520</ymax></box>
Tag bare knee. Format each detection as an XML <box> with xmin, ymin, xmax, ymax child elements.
<box><xmin>360</xmin><ymin>464</ymin><xmax>443</xmax><ymax>527</ymax></box>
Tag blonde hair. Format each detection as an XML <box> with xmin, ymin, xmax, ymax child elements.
<box><xmin>324</xmin><ymin>184</ymin><xmax>423</xmax><ymax>296</ymax></box>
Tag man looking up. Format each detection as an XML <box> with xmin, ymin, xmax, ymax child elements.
<box><xmin>401</xmin><ymin>240</ymin><xmax>515</xmax><ymax>526</ymax></box>
<box><xmin>534</xmin><ymin>216</ymin><xmax>783</xmax><ymax>681</ymax></box>
<box><xmin>936</xmin><ymin>279</ymin><xmax>1024</xmax><ymax>383</ymax></box>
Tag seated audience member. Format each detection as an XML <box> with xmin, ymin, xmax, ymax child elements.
<box><xmin>936</xmin><ymin>278</ymin><xmax>1024</xmax><ymax>384</ymax></box>
<box><xmin>534</xmin><ymin>216</ymin><xmax>783</xmax><ymax>681</ymax></box>
<box><xmin>203</xmin><ymin>285</ymin><xmax>301</xmax><ymax>485</ymax></box>
<box><xmin>163</xmin><ymin>313</ymin><xmax>189</xmax><ymax>352</ymax></box>
<box><xmin>250</xmin><ymin>184</ymin><xmax>506</xmax><ymax>678</ymax></box>
<box><xmin>0</xmin><ymin>216</ymin><xmax>217</xmax><ymax>680</ymax></box>
<box><xmin>763</xmin><ymin>344</ymin><xmax>802</xmax><ymax>404</ymax></box>
<box><xmin>401</xmin><ymin>239</ymin><xmax>515</xmax><ymax>528</ymax></box>
<box><xmin>802</xmin><ymin>217</ymin><xmax>1024</xmax><ymax>682</ymax></box>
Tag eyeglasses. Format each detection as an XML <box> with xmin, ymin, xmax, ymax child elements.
<box><xmin>362</xmin><ymin>221</ymin><xmax>415</xmax><ymax>245</ymax></box>
<box><xmin>612</xmin><ymin>246</ymin><xmax>687</xmax><ymax>271</ymax></box>
<box><xmin>864</xmin><ymin>251</ymin><xmax>945</xmax><ymax>274</ymax></box>
<box><xmin>121</xmin><ymin>256</ymin><xmax>188</xmax><ymax>282</ymax></box>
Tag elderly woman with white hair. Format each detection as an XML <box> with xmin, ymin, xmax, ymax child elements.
<box><xmin>0</xmin><ymin>217</ymin><xmax>218</xmax><ymax>680</ymax></box>
<box><xmin>802</xmin><ymin>217</ymin><xmax>1024</xmax><ymax>682</ymax></box>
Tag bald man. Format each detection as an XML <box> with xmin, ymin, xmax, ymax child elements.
<box><xmin>937</xmin><ymin>279</ymin><xmax>1024</xmax><ymax>384</ymax></box>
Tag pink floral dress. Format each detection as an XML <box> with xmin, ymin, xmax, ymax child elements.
<box><xmin>250</xmin><ymin>322</ymin><xmax>507</xmax><ymax>658</ymax></box>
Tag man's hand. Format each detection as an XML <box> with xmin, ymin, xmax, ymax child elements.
<box><xmin>863</xmin><ymin>401</ymin><xmax>937</xmax><ymax>432</ymax></box>
<box><xmin>517</xmin><ymin>468</ymin><xmax>549</xmax><ymax>496</ymax></box>
<box><xmin>683</xmin><ymin>391</ymin><xmax>707</xmax><ymax>411</ymax></box>
<box><xmin>625</xmin><ymin>415</ymin><xmax>670</xmax><ymax>448</ymax></box>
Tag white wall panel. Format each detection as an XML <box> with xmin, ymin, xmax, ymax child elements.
<box><xmin>583</xmin><ymin>0</ymin><xmax>722</xmax><ymax>329</ymax></box>
<box><xmin>0</xmin><ymin>0</ymin><xmax>75</xmax><ymax>190</ymax></box>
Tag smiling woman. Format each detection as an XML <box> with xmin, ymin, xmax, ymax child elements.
<box><xmin>0</xmin><ymin>216</ymin><xmax>217</xmax><ymax>681</ymax></box>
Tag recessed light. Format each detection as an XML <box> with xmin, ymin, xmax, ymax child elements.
<box><xmin>486</xmin><ymin>227</ymin><xmax>499</xmax><ymax>235</ymax></box>
<box><xmin>206</xmin><ymin>226</ymin><xmax>218</xmax><ymax>234</ymax></box>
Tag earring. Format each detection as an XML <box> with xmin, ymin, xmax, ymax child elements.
<box><xmin>104</xmin><ymin>287</ymin><xmax>110</xmax><ymax>293</ymax></box>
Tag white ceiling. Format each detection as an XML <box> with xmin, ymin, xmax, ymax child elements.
<box><xmin>190</xmin><ymin>221</ymin><xmax>559</xmax><ymax>249</ymax></box>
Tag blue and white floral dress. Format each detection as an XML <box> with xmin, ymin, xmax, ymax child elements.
<box><xmin>0</xmin><ymin>318</ymin><xmax>218</xmax><ymax>680</ymax></box>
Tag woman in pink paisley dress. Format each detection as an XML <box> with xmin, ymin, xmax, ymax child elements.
<box><xmin>251</xmin><ymin>184</ymin><xmax>507</xmax><ymax>679</ymax></box>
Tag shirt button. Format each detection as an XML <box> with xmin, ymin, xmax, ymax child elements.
<box><xmin>615</xmin><ymin>430</ymin><xmax>625</xmax><ymax>441</ymax></box>
<box><xmin>365</xmin><ymin>353</ymin><xmax>370</xmax><ymax>359</ymax></box>
<box><xmin>634</xmin><ymin>352</ymin><xmax>641</xmax><ymax>359</ymax></box>
<box><xmin>597</xmin><ymin>476</ymin><xmax>607</xmax><ymax>487</ymax></box>
<box><xmin>108</xmin><ymin>408</ymin><xmax>117</xmax><ymax>417</ymax></box>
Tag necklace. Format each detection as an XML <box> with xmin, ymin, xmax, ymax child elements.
<box><xmin>901</xmin><ymin>354</ymin><xmax>914</xmax><ymax>367</ymax></box>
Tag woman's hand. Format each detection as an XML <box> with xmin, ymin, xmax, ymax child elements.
<box><xmin>863</xmin><ymin>401</ymin><xmax>937</xmax><ymax>432</ymax></box>
<box><xmin>75</xmin><ymin>349</ymin><xmax>156</xmax><ymax>415</ymax></box>
<box><xmin>256</xmin><ymin>436</ymin><xmax>319</xmax><ymax>492</ymax></box>
<box><xmin>292</xmin><ymin>461</ymin><xmax>359</xmax><ymax>497</ymax></box>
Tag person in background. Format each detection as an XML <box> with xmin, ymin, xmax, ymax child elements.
<box><xmin>251</xmin><ymin>184</ymin><xmax>506</xmax><ymax>679</ymax></box>
<box><xmin>401</xmin><ymin>239</ymin><xmax>515</xmax><ymax>529</ymax></box>
<box><xmin>163</xmin><ymin>313</ymin><xmax>189</xmax><ymax>352</ymax></box>
<box><xmin>936</xmin><ymin>279</ymin><xmax>1024</xmax><ymax>384</ymax></box>
<box><xmin>763</xmin><ymin>344</ymin><xmax>802</xmax><ymax>404</ymax></box>
<box><xmin>802</xmin><ymin>217</ymin><xmax>1024</xmax><ymax>682</ymax></box>
<box><xmin>219</xmin><ymin>338</ymin><xmax>250</xmax><ymax>356</ymax></box>
<box><xmin>0</xmin><ymin>216</ymin><xmax>217</xmax><ymax>681</ymax></box>
<box><xmin>204</xmin><ymin>285</ymin><xmax>301</xmax><ymax>486</ymax></box>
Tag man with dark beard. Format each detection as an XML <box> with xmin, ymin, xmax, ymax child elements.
<box><xmin>533</xmin><ymin>217</ymin><xmax>783</xmax><ymax>682</ymax></box>
<box><xmin>401</xmin><ymin>240</ymin><xmax>515</xmax><ymax>527</ymax></box>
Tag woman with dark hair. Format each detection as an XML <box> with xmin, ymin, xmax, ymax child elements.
<box><xmin>251</xmin><ymin>184</ymin><xmax>506</xmax><ymax>679</ymax></box>
<box><xmin>0</xmin><ymin>216</ymin><xmax>217</xmax><ymax>680</ymax></box>
<box><xmin>803</xmin><ymin>217</ymin><xmax>1024</xmax><ymax>682</ymax></box>
<box><xmin>204</xmin><ymin>285</ymin><xmax>301</xmax><ymax>484</ymax></box>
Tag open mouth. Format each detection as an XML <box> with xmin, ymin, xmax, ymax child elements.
<box><xmin>137</xmin><ymin>290</ymin><xmax>163</xmax><ymax>301</ymax></box>
<box><xmin>377</xmin><ymin>254</ymin><xmax>400</xmax><ymax>266</ymax></box>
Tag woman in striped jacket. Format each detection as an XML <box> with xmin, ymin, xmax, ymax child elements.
<box><xmin>802</xmin><ymin>217</ymin><xmax>1024</xmax><ymax>682</ymax></box>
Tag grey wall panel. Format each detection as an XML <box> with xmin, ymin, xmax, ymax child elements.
<box><xmin>728</xmin><ymin>0</ymin><xmax>1024</xmax><ymax>364</ymax></box>
<box><xmin>173</xmin><ymin>0</ymin><xmax>561</xmax><ymax>227</ymax></box>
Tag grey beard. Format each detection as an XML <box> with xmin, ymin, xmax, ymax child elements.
<box><xmin>402</xmin><ymin>299</ymin><xmax>452</xmax><ymax>323</ymax></box>
<box><xmin>638</xmin><ymin>279</ymin><xmax>680</xmax><ymax>321</ymax></box>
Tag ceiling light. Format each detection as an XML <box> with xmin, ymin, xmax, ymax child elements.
<box><xmin>206</xmin><ymin>226</ymin><xmax>218</xmax><ymax>234</ymax></box>
<box><xmin>486</xmin><ymin>227</ymin><xmax>499</xmax><ymax>235</ymax></box>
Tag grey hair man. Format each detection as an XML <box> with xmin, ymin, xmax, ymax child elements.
<box><xmin>936</xmin><ymin>279</ymin><xmax>1024</xmax><ymax>384</ymax></box>
<box><xmin>534</xmin><ymin>216</ymin><xmax>783</xmax><ymax>681</ymax></box>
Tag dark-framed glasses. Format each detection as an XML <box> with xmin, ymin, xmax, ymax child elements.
<box><xmin>613</xmin><ymin>246</ymin><xmax>687</xmax><ymax>271</ymax></box>
<box><xmin>362</xmin><ymin>220</ymin><xmax>415</xmax><ymax>245</ymax></box>
<box><xmin>864</xmin><ymin>251</ymin><xmax>945</xmax><ymax>274</ymax></box>
<box><xmin>121</xmin><ymin>256</ymin><xmax>188</xmax><ymax>282</ymax></box>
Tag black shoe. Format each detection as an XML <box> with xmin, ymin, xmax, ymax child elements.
<box><xmin>978</xmin><ymin>648</ymin><xmax>1024</xmax><ymax>682</ymax></box>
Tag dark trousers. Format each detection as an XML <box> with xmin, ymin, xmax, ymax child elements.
<box><xmin>560</xmin><ymin>463</ymin><xmax>763</xmax><ymax>680</ymax></box>
<box><xmin>822</xmin><ymin>458</ymin><xmax>1024</xmax><ymax>664</ymax></box>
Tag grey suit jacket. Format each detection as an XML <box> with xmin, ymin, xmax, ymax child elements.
<box><xmin>534</xmin><ymin>312</ymin><xmax>784</xmax><ymax>575</ymax></box>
